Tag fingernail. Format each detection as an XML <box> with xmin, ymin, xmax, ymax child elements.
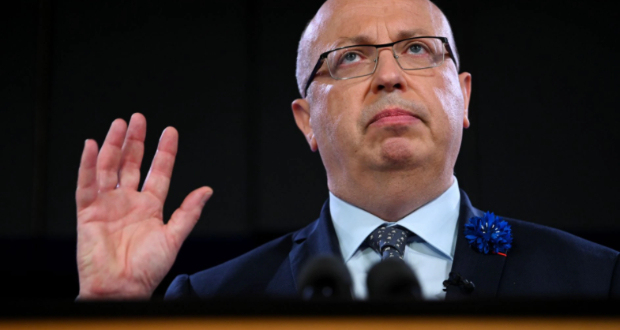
<box><xmin>202</xmin><ymin>191</ymin><xmax>212</xmax><ymax>205</ymax></box>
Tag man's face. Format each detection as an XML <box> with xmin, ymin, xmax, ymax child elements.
<box><xmin>293</xmin><ymin>0</ymin><xmax>471</xmax><ymax>187</ymax></box>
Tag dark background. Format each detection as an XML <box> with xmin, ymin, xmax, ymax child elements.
<box><xmin>1</xmin><ymin>0</ymin><xmax>618</xmax><ymax>300</ymax></box>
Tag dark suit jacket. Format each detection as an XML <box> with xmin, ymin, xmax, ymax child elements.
<box><xmin>165</xmin><ymin>190</ymin><xmax>620</xmax><ymax>300</ymax></box>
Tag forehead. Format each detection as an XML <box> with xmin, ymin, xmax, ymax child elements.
<box><xmin>316</xmin><ymin>0</ymin><xmax>441</xmax><ymax>49</ymax></box>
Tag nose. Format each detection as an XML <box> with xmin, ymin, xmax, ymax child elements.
<box><xmin>370</xmin><ymin>49</ymin><xmax>407</xmax><ymax>94</ymax></box>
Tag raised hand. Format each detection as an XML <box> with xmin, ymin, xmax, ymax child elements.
<box><xmin>76</xmin><ymin>113</ymin><xmax>212</xmax><ymax>299</ymax></box>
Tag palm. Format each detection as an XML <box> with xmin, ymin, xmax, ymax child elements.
<box><xmin>76</xmin><ymin>114</ymin><xmax>212</xmax><ymax>299</ymax></box>
<box><xmin>78</xmin><ymin>190</ymin><xmax>170</xmax><ymax>297</ymax></box>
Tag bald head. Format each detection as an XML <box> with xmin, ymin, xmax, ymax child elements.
<box><xmin>290</xmin><ymin>0</ymin><xmax>472</xmax><ymax>221</ymax></box>
<box><xmin>295</xmin><ymin>0</ymin><xmax>459</xmax><ymax>97</ymax></box>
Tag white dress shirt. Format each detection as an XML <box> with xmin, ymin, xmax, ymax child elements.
<box><xmin>329</xmin><ymin>178</ymin><xmax>461</xmax><ymax>300</ymax></box>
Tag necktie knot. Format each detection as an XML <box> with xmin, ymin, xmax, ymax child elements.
<box><xmin>367</xmin><ymin>225</ymin><xmax>411</xmax><ymax>260</ymax></box>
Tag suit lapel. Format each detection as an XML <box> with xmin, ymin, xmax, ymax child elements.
<box><xmin>289</xmin><ymin>200</ymin><xmax>343</xmax><ymax>292</ymax></box>
<box><xmin>445</xmin><ymin>190</ymin><xmax>507</xmax><ymax>300</ymax></box>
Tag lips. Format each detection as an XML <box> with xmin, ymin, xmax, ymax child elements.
<box><xmin>368</xmin><ymin>108</ymin><xmax>420</xmax><ymax>127</ymax></box>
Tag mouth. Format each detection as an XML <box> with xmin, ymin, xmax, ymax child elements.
<box><xmin>368</xmin><ymin>108</ymin><xmax>421</xmax><ymax>128</ymax></box>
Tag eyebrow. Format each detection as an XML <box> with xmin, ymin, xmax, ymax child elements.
<box><xmin>396</xmin><ymin>28</ymin><xmax>431</xmax><ymax>41</ymax></box>
<box><xmin>332</xmin><ymin>28</ymin><xmax>432</xmax><ymax>48</ymax></box>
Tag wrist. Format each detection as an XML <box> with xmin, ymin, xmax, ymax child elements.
<box><xmin>77</xmin><ymin>283</ymin><xmax>153</xmax><ymax>301</ymax></box>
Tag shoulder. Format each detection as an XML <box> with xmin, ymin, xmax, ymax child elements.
<box><xmin>498</xmin><ymin>216</ymin><xmax>620</xmax><ymax>297</ymax></box>
<box><xmin>165</xmin><ymin>222</ymin><xmax>313</xmax><ymax>300</ymax></box>
<box><xmin>164</xmin><ymin>201</ymin><xmax>339</xmax><ymax>300</ymax></box>
<box><xmin>506</xmin><ymin>217</ymin><xmax>618</xmax><ymax>259</ymax></box>
<box><xmin>460</xmin><ymin>188</ymin><xmax>618</xmax><ymax>262</ymax></box>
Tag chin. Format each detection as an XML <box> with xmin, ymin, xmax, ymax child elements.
<box><xmin>377</xmin><ymin>138</ymin><xmax>420</xmax><ymax>170</ymax></box>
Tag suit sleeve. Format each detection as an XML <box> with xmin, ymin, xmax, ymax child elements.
<box><xmin>164</xmin><ymin>274</ymin><xmax>196</xmax><ymax>300</ymax></box>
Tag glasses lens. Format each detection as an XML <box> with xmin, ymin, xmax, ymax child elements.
<box><xmin>326</xmin><ymin>46</ymin><xmax>377</xmax><ymax>79</ymax></box>
<box><xmin>394</xmin><ymin>38</ymin><xmax>445</xmax><ymax>70</ymax></box>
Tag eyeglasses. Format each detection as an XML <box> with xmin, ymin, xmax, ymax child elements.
<box><xmin>303</xmin><ymin>36</ymin><xmax>457</xmax><ymax>97</ymax></box>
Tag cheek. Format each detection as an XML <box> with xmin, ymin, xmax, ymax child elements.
<box><xmin>309</xmin><ymin>84</ymin><xmax>340</xmax><ymax>147</ymax></box>
<box><xmin>431</xmin><ymin>72</ymin><xmax>465</xmax><ymax>131</ymax></box>
<box><xmin>311</xmin><ymin>85</ymin><xmax>360</xmax><ymax>146</ymax></box>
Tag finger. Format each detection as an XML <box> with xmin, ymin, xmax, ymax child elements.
<box><xmin>142</xmin><ymin>127</ymin><xmax>178</xmax><ymax>202</ymax></box>
<box><xmin>96</xmin><ymin>119</ymin><xmax>128</xmax><ymax>192</ymax></box>
<box><xmin>166</xmin><ymin>187</ymin><xmax>213</xmax><ymax>247</ymax></box>
<box><xmin>76</xmin><ymin>139</ymin><xmax>99</xmax><ymax>211</ymax></box>
<box><xmin>118</xmin><ymin>113</ymin><xmax>147</xmax><ymax>190</ymax></box>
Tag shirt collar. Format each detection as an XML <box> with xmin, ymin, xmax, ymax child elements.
<box><xmin>330</xmin><ymin>177</ymin><xmax>461</xmax><ymax>262</ymax></box>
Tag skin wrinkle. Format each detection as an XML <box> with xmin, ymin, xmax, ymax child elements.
<box><xmin>432</xmin><ymin>68</ymin><xmax>466</xmax><ymax>169</ymax></box>
<box><xmin>292</xmin><ymin>0</ymin><xmax>471</xmax><ymax>221</ymax></box>
<box><xmin>309</xmin><ymin>84</ymin><xmax>347</xmax><ymax>172</ymax></box>
<box><xmin>358</xmin><ymin>93</ymin><xmax>429</xmax><ymax>132</ymax></box>
<box><xmin>296</xmin><ymin>1</ymin><xmax>460</xmax><ymax>97</ymax></box>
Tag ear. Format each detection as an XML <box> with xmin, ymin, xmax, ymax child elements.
<box><xmin>291</xmin><ymin>98</ymin><xmax>318</xmax><ymax>152</ymax></box>
<box><xmin>459</xmin><ymin>72</ymin><xmax>472</xmax><ymax>129</ymax></box>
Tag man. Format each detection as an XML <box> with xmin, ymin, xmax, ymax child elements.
<box><xmin>76</xmin><ymin>0</ymin><xmax>620</xmax><ymax>301</ymax></box>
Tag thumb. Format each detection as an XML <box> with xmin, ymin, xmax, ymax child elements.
<box><xmin>166</xmin><ymin>186</ymin><xmax>213</xmax><ymax>247</ymax></box>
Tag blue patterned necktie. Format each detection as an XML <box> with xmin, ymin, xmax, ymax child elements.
<box><xmin>367</xmin><ymin>225</ymin><xmax>411</xmax><ymax>260</ymax></box>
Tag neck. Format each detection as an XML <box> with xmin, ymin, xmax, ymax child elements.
<box><xmin>328</xmin><ymin>167</ymin><xmax>454</xmax><ymax>222</ymax></box>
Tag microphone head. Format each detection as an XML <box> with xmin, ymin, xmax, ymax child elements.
<box><xmin>297</xmin><ymin>255</ymin><xmax>353</xmax><ymax>301</ymax></box>
<box><xmin>366</xmin><ymin>258</ymin><xmax>422</xmax><ymax>301</ymax></box>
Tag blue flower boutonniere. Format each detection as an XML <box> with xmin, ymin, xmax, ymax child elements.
<box><xmin>464</xmin><ymin>212</ymin><xmax>513</xmax><ymax>256</ymax></box>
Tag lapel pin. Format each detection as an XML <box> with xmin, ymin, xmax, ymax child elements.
<box><xmin>464</xmin><ymin>211</ymin><xmax>512</xmax><ymax>256</ymax></box>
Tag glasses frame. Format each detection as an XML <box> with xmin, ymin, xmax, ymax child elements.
<box><xmin>302</xmin><ymin>36</ymin><xmax>458</xmax><ymax>97</ymax></box>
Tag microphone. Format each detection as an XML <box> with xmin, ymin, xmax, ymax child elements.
<box><xmin>297</xmin><ymin>255</ymin><xmax>353</xmax><ymax>300</ymax></box>
<box><xmin>442</xmin><ymin>272</ymin><xmax>475</xmax><ymax>294</ymax></box>
<box><xmin>366</xmin><ymin>259</ymin><xmax>422</xmax><ymax>300</ymax></box>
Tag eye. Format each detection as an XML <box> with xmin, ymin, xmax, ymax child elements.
<box><xmin>340</xmin><ymin>51</ymin><xmax>362</xmax><ymax>64</ymax></box>
<box><xmin>407</xmin><ymin>43</ymin><xmax>428</xmax><ymax>55</ymax></box>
